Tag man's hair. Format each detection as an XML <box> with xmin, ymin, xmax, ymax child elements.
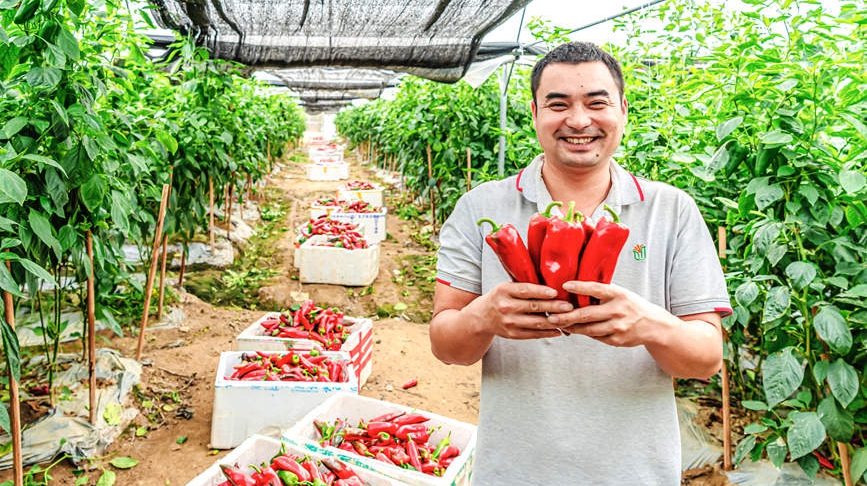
<box><xmin>530</xmin><ymin>41</ymin><xmax>625</xmax><ymax>104</ymax></box>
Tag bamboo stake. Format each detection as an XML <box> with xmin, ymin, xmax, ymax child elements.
<box><xmin>156</xmin><ymin>233</ymin><xmax>168</xmax><ymax>321</ymax></box>
<box><xmin>427</xmin><ymin>145</ymin><xmax>436</xmax><ymax>234</ymax></box>
<box><xmin>3</xmin><ymin>262</ymin><xmax>23</xmax><ymax>486</ymax></box>
<box><xmin>85</xmin><ymin>231</ymin><xmax>97</xmax><ymax>425</ymax></box>
<box><xmin>466</xmin><ymin>147</ymin><xmax>472</xmax><ymax>192</ymax></box>
<box><xmin>838</xmin><ymin>442</ymin><xmax>853</xmax><ymax>486</ymax></box>
<box><xmin>209</xmin><ymin>178</ymin><xmax>215</xmax><ymax>250</ymax></box>
<box><xmin>718</xmin><ymin>226</ymin><xmax>732</xmax><ymax>471</ymax></box>
<box><xmin>136</xmin><ymin>184</ymin><xmax>170</xmax><ymax>361</ymax></box>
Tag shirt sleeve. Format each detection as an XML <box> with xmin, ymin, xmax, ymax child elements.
<box><xmin>436</xmin><ymin>193</ymin><xmax>483</xmax><ymax>295</ymax></box>
<box><xmin>668</xmin><ymin>195</ymin><xmax>733</xmax><ymax>317</ymax></box>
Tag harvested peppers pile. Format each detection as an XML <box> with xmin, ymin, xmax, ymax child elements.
<box><xmin>228</xmin><ymin>350</ymin><xmax>349</xmax><ymax>383</ymax></box>
<box><xmin>479</xmin><ymin>201</ymin><xmax>630</xmax><ymax>306</ymax></box>
<box><xmin>259</xmin><ymin>300</ymin><xmax>351</xmax><ymax>351</ymax></box>
<box><xmin>218</xmin><ymin>447</ymin><xmax>365</xmax><ymax>486</ymax></box>
<box><xmin>296</xmin><ymin>216</ymin><xmax>368</xmax><ymax>249</ymax></box>
<box><xmin>337</xmin><ymin>200</ymin><xmax>382</xmax><ymax>214</ymax></box>
<box><xmin>313</xmin><ymin>411</ymin><xmax>460</xmax><ymax>477</ymax></box>
<box><xmin>342</xmin><ymin>180</ymin><xmax>377</xmax><ymax>190</ymax></box>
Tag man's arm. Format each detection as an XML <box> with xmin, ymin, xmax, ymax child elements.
<box><xmin>430</xmin><ymin>281</ymin><xmax>571</xmax><ymax>366</ymax></box>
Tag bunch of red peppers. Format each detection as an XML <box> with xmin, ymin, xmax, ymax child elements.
<box><xmin>228</xmin><ymin>350</ymin><xmax>348</xmax><ymax>383</ymax></box>
<box><xmin>218</xmin><ymin>446</ymin><xmax>365</xmax><ymax>486</ymax></box>
<box><xmin>478</xmin><ymin>202</ymin><xmax>630</xmax><ymax>306</ymax></box>
<box><xmin>259</xmin><ymin>300</ymin><xmax>351</xmax><ymax>351</ymax></box>
<box><xmin>297</xmin><ymin>216</ymin><xmax>368</xmax><ymax>249</ymax></box>
<box><xmin>313</xmin><ymin>411</ymin><xmax>461</xmax><ymax>477</ymax></box>
<box><xmin>338</xmin><ymin>200</ymin><xmax>382</xmax><ymax>214</ymax></box>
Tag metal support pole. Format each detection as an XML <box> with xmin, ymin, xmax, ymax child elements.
<box><xmin>498</xmin><ymin>64</ymin><xmax>508</xmax><ymax>179</ymax></box>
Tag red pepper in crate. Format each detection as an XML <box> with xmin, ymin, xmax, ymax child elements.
<box><xmin>272</xmin><ymin>455</ymin><xmax>311</xmax><ymax>482</ymax></box>
<box><xmin>576</xmin><ymin>205</ymin><xmax>630</xmax><ymax>307</ymax></box>
<box><xmin>527</xmin><ymin>201</ymin><xmax>562</xmax><ymax>275</ymax></box>
<box><xmin>477</xmin><ymin>218</ymin><xmax>539</xmax><ymax>284</ymax></box>
<box><xmin>539</xmin><ymin>201</ymin><xmax>588</xmax><ymax>302</ymax></box>
<box><xmin>219</xmin><ymin>465</ymin><xmax>255</xmax><ymax>486</ymax></box>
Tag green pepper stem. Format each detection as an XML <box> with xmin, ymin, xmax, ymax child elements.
<box><xmin>603</xmin><ymin>204</ymin><xmax>621</xmax><ymax>223</ymax></box>
<box><xmin>477</xmin><ymin>218</ymin><xmax>501</xmax><ymax>232</ymax></box>
<box><xmin>542</xmin><ymin>201</ymin><xmax>562</xmax><ymax>217</ymax></box>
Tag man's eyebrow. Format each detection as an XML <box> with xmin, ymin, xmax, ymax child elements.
<box><xmin>543</xmin><ymin>91</ymin><xmax>569</xmax><ymax>101</ymax></box>
<box><xmin>585</xmin><ymin>89</ymin><xmax>611</xmax><ymax>99</ymax></box>
<box><xmin>543</xmin><ymin>89</ymin><xmax>612</xmax><ymax>101</ymax></box>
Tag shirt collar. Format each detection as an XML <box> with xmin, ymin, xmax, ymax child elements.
<box><xmin>516</xmin><ymin>154</ymin><xmax>646</xmax><ymax>216</ymax></box>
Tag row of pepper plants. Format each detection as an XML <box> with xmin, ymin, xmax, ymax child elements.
<box><xmin>0</xmin><ymin>0</ymin><xmax>305</xmax><ymax>450</ymax></box>
<box><xmin>335</xmin><ymin>0</ymin><xmax>867</xmax><ymax>482</ymax></box>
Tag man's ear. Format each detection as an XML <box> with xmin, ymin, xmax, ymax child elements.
<box><xmin>531</xmin><ymin>100</ymin><xmax>538</xmax><ymax>127</ymax></box>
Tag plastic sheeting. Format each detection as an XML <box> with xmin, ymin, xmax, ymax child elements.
<box><xmin>147</xmin><ymin>0</ymin><xmax>533</xmax><ymax>83</ymax></box>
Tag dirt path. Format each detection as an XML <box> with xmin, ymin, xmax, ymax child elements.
<box><xmin>0</xmin><ymin>143</ymin><xmax>735</xmax><ymax>485</ymax></box>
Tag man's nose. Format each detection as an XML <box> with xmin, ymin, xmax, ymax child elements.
<box><xmin>564</xmin><ymin>106</ymin><xmax>592</xmax><ymax>129</ymax></box>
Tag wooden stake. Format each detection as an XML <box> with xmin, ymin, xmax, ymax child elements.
<box><xmin>156</xmin><ymin>233</ymin><xmax>168</xmax><ymax>321</ymax></box>
<box><xmin>427</xmin><ymin>145</ymin><xmax>436</xmax><ymax>234</ymax></box>
<box><xmin>227</xmin><ymin>181</ymin><xmax>234</xmax><ymax>243</ymax></box>
<box><xmin>136</xmin><ymin>183</ymin><xmax>170</xmax><ymax>361</ymax></box>
<box><xmin>85</xmin><ymin>231</ymin><xmax>97</xmax><ymax>425</ymax></box>
<box><xmin>209</xmin><ymin>178</ymin><xmax>215</xmax><ymax>250</ymax></box>
<box><xmin>838</xmin><ymin>442</ymin><xmax>854</xmax><ymax>486</ymax></box>
<box><xmin>466</xmin><ymin>147</ymin><xmax>472</xmax><ymax>192</ymax></box>
<box><xmin>3</xmin><ymin>262</ymin><xmax>24</xmax><ymax>486</ymax></box>
<box><xmin>246</xmin><ymin>173</ymin><xmax>253</xmax><ymax>203</ymax></box>
<box><xmin>718</xmin><ymin>226</ymin><xmax>732</xmax><ymax>471</ymax></box>
<box><xmin>178</xmin><ymin>245</ymin><xmax>187</xmax><ymax>288</ymax></box>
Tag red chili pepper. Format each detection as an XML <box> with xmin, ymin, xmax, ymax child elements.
<box><xmin>406</xmin><ymin>439</ymin><xmax>423</xmax><ymax>471</ymax></box>
<box><xmin>320</xmin><ymin>457</ymin><xmax>361</xmax><ymax>480</ymax></box>
<box><xmin>539</xmin><ymin>201</ymin><xmax>587</xmax><ymax>302</ymax></box>
<box><xmin>301</xmin><ymin>460</ymin><xmax>323</xmax><ymax>482</ymax></box>
<box><xmin>371</xmin><ymin>410</ymin><xmax>406</xmax><ymax>423</ymax></box>
<box><xmin>366</xmin><ymin>421</ymin><xmax>398</xmax><ymax>437</ymax></box>
<box><xmin>527</xmin><ymin>201</ymin><xmax>562</xmax><ymax>276</ymax></box>
<box><xmin>392</xmin><ymin>413</ymin><xmax>429</xmax><ymax>426</ymax></box>
<box><xmin>576</xmin><ymin>205</ymin><xmax>630</xmax><ymax>307</ymax></box>
<box><xmin>250</xmin><ymin>465</ymin><xmax>281</xmax><ymax>486</ymax></box>
<box><xmin>438</xmin><ymin>444</ymin><xmax>460</xmax><ymax>461</ymax></box>
<box><xmin>401</xmin><ymin>379</ymin><xmax>418</xmax><ymax>389</ymax></box>
<box><xmin>477</xmin><ymin>218</ymin><xmax>539</xmax><ymax>284</ymax></box>
<box><xmin>395</xmin><ymin>423</ymin><xmax>429</xmax><ymax>442</ymax></box>
<box><xmin>334</xmin><ymin>477</ymin><xmax>364</xmax><ymax>486</ymax></box>
<box><xmin>813</xmin><ymin>450</ymin><xmax>834</xmax><ymax>469</ymax></box>
<box><xmin>374</xmin><ymin>451</ymin><xmax>396</xmax><ymax>466</ymax></box>
<box><xmin>219</xmin><ymin>465</ymin><xmax>255</xmax><ymax>486</ymax></box>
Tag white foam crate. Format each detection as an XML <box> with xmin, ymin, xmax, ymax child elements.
<box><xmin>337</xmin><ymin>186</ymin><xmax>385</xmax><ymax>208</ymax></box>
<box><xmin>187</xmin><ymin>434</ymin><xmax>403</xmax><ymax>486</ymax></box>
<box><xmin>307</xmin><ymin>208</ymin><xmax>387</xmax><ymax>243</ymax></box>
<box><xmin>283</xmin><ymin>393</ymin><xmax>477</xmax><ymax>486</ymax></box>
<box><xmin>236</xmin><ymin>314</ymin><xmax>373</xmax><ymax>389</ymax></box>
<box><xmin>306</xmin><ymin>162</ymin><xmax>349</xmax><ymax>181</ymax></box>
<box><xmin>210</xmin><ymin>350</ymin><xmax>358</xmax><ymax>449</ymax></box>
<box><xmin>295</xmin><ymin>235</ymin><xmax>379</xmax><ymax>286</ymax></box>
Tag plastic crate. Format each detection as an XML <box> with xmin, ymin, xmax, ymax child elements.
<box><xmin>283</xmin><ymin>393</ymin><xmax>477</xmax><ymax>486</ymax></box>
<box><xmin>187</xmin><ymin>434</ymin><xmax>403</xmax><ymax>486</ymax></box>
<box><xmin>236</xmin><ymin>314</ymin><xmax>373</xmax><ymax>388</ymax></box>
<box><xmin>295</xmin><ymin>235</ymin><xmax>379</xmax><ymax>286</ymax></box>
<box><xmin>210</xmin><ymin>350</ymin><xmax>357</xmax><ymax>449</ymax></box>
<box><xmin>337</xmin><ymin>185</ymin><xmax>385</xmax><ymax>208</ymax></box>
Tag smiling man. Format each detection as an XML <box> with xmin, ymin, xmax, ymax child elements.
<box><xmin>430</xmin><ymin>42</ymin><xmax>732</xmax><ymax>484</ymax></box>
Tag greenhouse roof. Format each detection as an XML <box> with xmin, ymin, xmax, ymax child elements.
<box><xmin>147</xmin><ymin>0</ymin><xmax>534</xmax><ymax>83</ymax></box>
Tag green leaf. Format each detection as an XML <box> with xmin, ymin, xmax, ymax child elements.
<box><xmin>3</xmin><ymin>117</ymin><xmax>27</xmax><ymax>138</ymax></box>
<box><xmin>818</xmin><ymin>396</ymin><xmax>854</xmax><ymax>442</ymax></box>
<box><xmin>755</xmin><ymin>184</ymin><xmax>784</xmax><ymax>211</ymax></box>
<box><xmin>103</xmin><ymin>403</ymin><xmax>122</xmax><ymax>426</ymax></box>
<box><xmin>733</xmin><ymin>435</ymin><xmax>757</xmax><ymax>466</ymax></box>
<box><xmin>786</xmin><ymin>411</ymin><xmax>825</xmax><ymax>460</ymax></box>
<box><xmin>814</xmin><ymin>306</ymin><xmax>852</xmax><ymax>355</ymax></box>
<box><xmin>735</xmin><ymin>281</ymin><xmax>759</xmax><ymax>307</ymax></box>
<box><xmin>742</xmin><ymin>400</ymin><xmax>769</xmax><ymax>411</ymax></box>
<box><xmin>1</xmin><ymin>315</ymin><xmax>21</xmax><ymax>382</ymax></box>
<box><xmin>21</xmin><ymin>154</ymin><xmax>67</xmax><ymax>175</ymax></box>
<box><xmin>840</xmin><ymin>284</ymin><xmax>867</xmax><ymax>298</ymax></box>
<box><xmin>16</xmin><ymin>257</ymin><xmax>57</xmax><ymax>286</ymax></box>
<box><xmin>716</xmin><ymin>116</ymin><xmax>743</xmax><ymax>141</ymax></box>
<box><xmin>28</xmin><ymin>211</ymin><xmax>62</xmax><ymax>260</ymax></box>
<box><xmin>763</xmin><ymin>347</ymin><xmax>803</xmax><ymax>407</ymax></box>
<box><xmin>100</xmin><ymin>308</ymin><xmax>124</xmax><ymax>338</ymax></box>
<box><xmin>0</xmin><ymin>169</ymin><xmax>27</xmax><ymax>205</ymax></box>
<box><xmin>0</xmin><ymin>260</ymin><xmax>24</xmax><ymax>298</ymax></box>
<box><xmin>840</xmin><ymin>170</ymin><xmax>866</xmax><ymax>194</ymax></box>
<box><xmin>760</xmin><ymin>130</ymin><xmax>793</xmax><ymax>146</ymax></box>
<box><xmin>0</xmin><ymin>216</ymin><xmax>17</xmax><ymax>232</ymax></box>
<box><xmin>797</xmin><ymin>454</ymin><xmax>820</xmax><ymax>480</ymax></box>
<box><xmin>766</xmin><ymin>437</ymin><xmax>787</xmax><ymax>468</ymax></box>
<box><xmin>96</xmin><ymin>469</ymin><xmax>116</xmax><ymax>486</ymax></box>
<box><xmin>80</xmin><ymin>174</ymin><xmax>106</xmax><ymax>212</ymax></box>
<box><xmin>851</xmin><ymin>447</ymin><xmax>867</xmax><ymax>484</ymax></box>
<box><xmin>176</xmin><ymin>436</ymin><xmax>188</xmax><ymax>444</ymax></box>
<box><xmin>0</xmin><ymin>402</ymin><xmax>9</xmax><ymax>435</ymax></box>
<box><xmin>798</xmin><ymin>184</ymin><xmax>819</xmax><ymax>206</ymax></box>
<box><xmin>56</xmin><ymin>26</ymin><xmax>79</xmax><ymax>61</ymax></box>
<box><xmin>743</xmin><ymin>423</ymin><xmax>768</xmax><ymax>434</ymax></box>
<box><xmin>785</xmin><ymin>262</ymin><xmax>816</xmax><ymax>291</ymax></box>
<box><xmin>762</xmin><ymin>286</ymin><xmax>790</xmax><ymax>323</ymax></box>
<box><xmin>108</xmin><ymin>457</ymin><xmax>138</xmax><ymax>469</ymax></box>
<box><xmin>827</xmin><ymin>358</ymin><xmax>858</xmax><ymax>407</ymax></box>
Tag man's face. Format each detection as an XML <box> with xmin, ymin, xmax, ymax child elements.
<box><xmin>531</xmin><ymin>61</ymin><xmax>628</xmax><ymax>170</ymax></box>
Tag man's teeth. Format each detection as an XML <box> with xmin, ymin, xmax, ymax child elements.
<box><xmin>565</xmin><ymin>137</ymin><xmax>594</xmax><ymax>144</ymax></box>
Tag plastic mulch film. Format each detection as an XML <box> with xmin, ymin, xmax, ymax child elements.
<box><xmin>0</xmin><ymin>349</ymin><xmax>142</xmax><ymax>469</ymax></box>
<box><xmin>146</xmin><ymin>0</ymin><xmax>533</xmax><ymax>82</ymax></box>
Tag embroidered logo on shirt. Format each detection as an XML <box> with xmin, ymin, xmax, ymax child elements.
<box><xmin>632</xmin><ymin>243</ymin><xmax>647</xmax><ymax>261</ymax></box>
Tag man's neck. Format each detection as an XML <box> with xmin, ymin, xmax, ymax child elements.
<box><xmin>540</xmin><ymin>157</ymin><xmax>613</xmax><ymax>219</ymax></box>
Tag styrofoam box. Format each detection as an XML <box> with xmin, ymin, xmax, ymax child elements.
<box><xmin>210</xmin><ymin>350</ymin><xmax>358</xmax><ymax>449</ymax></box>
<box><xmin>187</xmin><ymin>434</ymin><xmax>403</xmax><ymax>486</ymax></box>
<box><xmin>283</xmin><ymin>393</ymin><xmax>477</xmax><ymax>486</ymax></box>
<box><xmin>337</xmin><ymin>186</ymin><xmax>385</xmax><ymax>208</ymax></box>
<box><xmin>236</xmin><ymin>313</ymin><xmax>373</xmax><ymax>389</ymax></box>
<box><xmin>295</xmin><ymin>235</ymin><xmax>379</xmax><ymax>286</ymax></box>
<box><xmin>307</xmin><ymin>208</ymin><xmax>387</xmax><ymax>243</ymax></box>
<box><xmin>306</xmin><ymin>162</ymin><xmax>349</xmax><ymax>181</ymax></box>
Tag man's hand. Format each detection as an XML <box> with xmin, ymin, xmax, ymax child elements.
<box><xmin>464</xmin><ymin>281</ymin><xmax>574</xmax><ymax>340</ymax></box>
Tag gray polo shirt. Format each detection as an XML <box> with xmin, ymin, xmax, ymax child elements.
<box><xmin>436</xmin><ymin>154</ymin><xmax>731</xmax><ymax>485</ymax></box>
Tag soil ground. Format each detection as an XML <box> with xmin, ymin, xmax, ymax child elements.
<box><xmin>0</xmin><ymin>144</ymin><xmax>736</xmax><ymax>485</ymax></box>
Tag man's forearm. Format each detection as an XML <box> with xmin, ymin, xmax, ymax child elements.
<box><xmin>645</xmin><ymin>315</ymin><xmax>722</xmax><ymax>379</ymax></box>
<box><xmin>429</xmin><ymin>308</ymin><xmax>494</xmax><ymax>366</ymax></box>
